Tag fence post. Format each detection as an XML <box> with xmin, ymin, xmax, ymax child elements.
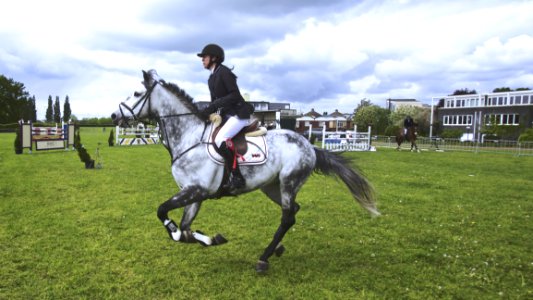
<box><xmin>367</xmin><ymin>126</ymin><xmax>372</xmax><ymax>150</ymax></box>
<box><xmin>322</xmin><ymin>125</ymin><xmax>326</xmax><ymax>149</ymax></box>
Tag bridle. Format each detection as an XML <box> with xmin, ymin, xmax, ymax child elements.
<box><xmin>118</xmin><ymin>80</ymin><xmax>210</xmax><ymax>164</ymax></box>
<box><xmin>118</xmin><ymin>80</ymin><xmax>158</xmax><ymax>125</ymax></box>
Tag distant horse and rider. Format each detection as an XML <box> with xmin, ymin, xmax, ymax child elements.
<box><xmin>395</xmin><ymin>115</ymin><xmax>419</xmax><ymax>152</ymax></box>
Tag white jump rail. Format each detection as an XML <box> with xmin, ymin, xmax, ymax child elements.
<box><xmin>321</xmin><ymin>125</ymin><xmax>375</xmax><ymax>152</ymax></box>
<box><xmin>115</xmin><ymin>125</ymin><xmax>160</xmax><ymax>146</ymax></box>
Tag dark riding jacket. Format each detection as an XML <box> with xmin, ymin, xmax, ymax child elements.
<box><xmin>404</xmin><ymin>117</ymin><xmax>414</xmax><ymax>128</ymax></box>
<box><xmin>204</xmin><ymin>64</ymin><xmax>254</xmax><ymax>119</ymax></box>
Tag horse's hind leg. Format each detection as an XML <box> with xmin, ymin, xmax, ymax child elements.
<box><xmin>412</xmin><ymin>141</ymin><xmax>420</xmax><ymax>153</ymax></box>
<box><xmin>260</xmin><ymin>182</ymin><xmax>300</xmax><ymax>257</ymax></box>
<box><xmin>256</xmin><ymin>177</ymin><xmax>304</xmax><ymax>273</ymax></box>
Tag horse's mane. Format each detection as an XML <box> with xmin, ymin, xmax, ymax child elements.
<box><xmin>159</xmin><ymin>80</ymin><xmax>205</xmax><ymax>119</ymax></box>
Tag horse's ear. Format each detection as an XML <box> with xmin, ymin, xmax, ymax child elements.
<box><xmin>142</xmin><ymin>70</ymin><xmax>150</xmax><ymax>87</ymax></box>
<box><xmin>142</xmin><ymin>70</ymin><xmax>157</xmax><ymax>90</ymax></box>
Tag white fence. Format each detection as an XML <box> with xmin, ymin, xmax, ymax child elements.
<box><xmin>373</xmin><ymin>136</ymin><xmax>533</xmax><ymax>156</ymax></box>
<box><xmin>115</xmin><ymin>125</ymin><xmax>159</xmax><ymax>146</ymax></box>
<box><xmin>320</xmin><ymin>125</ymin><xmax>375</xmax><ymax>152</ymax></box>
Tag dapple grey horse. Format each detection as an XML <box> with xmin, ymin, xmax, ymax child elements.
<box><xmin>111</xmin><ymin>70</ymin><xmax>379</xmax><ymax>273</ymax></box>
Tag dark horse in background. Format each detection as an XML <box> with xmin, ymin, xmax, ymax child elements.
<box><xmin>396</xmin><ymin>124</ymin><xmax>419</xmax><ymax>152</ymax></box>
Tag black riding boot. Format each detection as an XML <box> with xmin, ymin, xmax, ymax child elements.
<box><xmin>219</xmin><ymin>141</ymin><xmax>245</xmax><ymax>190</ymax></box>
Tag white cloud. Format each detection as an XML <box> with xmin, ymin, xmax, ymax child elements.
<box><xmin>1</xmin><ymin>0</ymin><xmax>533</xmax><ymax>119</ymax></box>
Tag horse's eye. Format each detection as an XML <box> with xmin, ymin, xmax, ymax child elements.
<box><xmin>134</xmin><ymin>91</ymin><xmax>142</xmax><ymax>97</ymax></box>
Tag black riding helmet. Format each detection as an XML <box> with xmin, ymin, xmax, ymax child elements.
<box><xmin>197</xmin><ymin>44</ymin><xmax>225</xmax><ymax>63</ymax></box>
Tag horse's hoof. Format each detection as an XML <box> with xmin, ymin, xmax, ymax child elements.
<box><xmin>212</xmin><ymin>234</ymin><xmax>228</xmax><ymax>246</ymax></box>
<box><xmin>255</xmin><ymin>260</ymin><xmax>269</xmax><ymax>274</ymax></box>
<box><xmin>274</xmin><ymin>244</ymin><xmax>285</xmax><ymax>257</ymax></box>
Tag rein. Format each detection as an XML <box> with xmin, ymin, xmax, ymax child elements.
<box><xmin>158</xmin><ymin>116</ymin><xmax>211</xmax><ymax>165</ymax></box>
<box><xmin>121</xmin><ymin>79</ymin><xmax>211</xmax><ymax>164</ymax></box>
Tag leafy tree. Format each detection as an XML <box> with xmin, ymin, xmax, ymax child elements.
<box><xmin>389</xmin><ymin>105</ymin><xmax>431</xmax><ymax>136</ymax></box>
<box><xmin>29</xmin><ymin>96</ymin><xmax>37</xmax><ymax>122</ymax></box>
<box><xmin>0</xmin><ymin>75</ymin><xmax>34</xmax><ymax>123</ymax></box>
<box><xmin>354</xmin><ymin>98</ymin><xmax>372</xmax><ymax>114</ymax></box>
<box><xmin>53</xmin><ymin>96</ymin><xmax>61</xmax><ymax>123</ymax></box>
<box><xmin>45</xmin><ymin>96</ymin><xmax>54</xmax><ymax>122</ymax></box>
<box><xmin>492</xmin><ymin>87</ymin><xmax>512</xmax><ymax>93</ymax></box>
<box><xmin>516</xmin><ymin>87</ymin><xmax>531</xmax><ymax>91</ymax></box>
<box><xmin>63</xmin><ymin>95</ymin><xmax>72</xmax><ymax>122</ymax></box>
<box><xmin>451</xmin><ymin>88</ymin><xmax>477</xmax><ymax>95</ymax></box>
<box><xmin>353</xmin><ymin>105</ymin><xmax>389</xmax><ymax>135</ymax></box>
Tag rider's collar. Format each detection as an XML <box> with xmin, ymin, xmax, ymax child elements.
<box><xmin>211</xmin><ymin>64</ymin><xmax>220</xmax><ymax>74</ymax></box>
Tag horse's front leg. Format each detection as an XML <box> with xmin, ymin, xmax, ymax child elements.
<box><xmin>156</xmin><ymin>186</ymin><xmax>227</xmax><ymax>246</ymax></box>
<box><xmin>179</xmin><ymin>202</ymin><xmax>228</xmax><ymax>246</ymax></box>
<box><xmin>156</xmin><ymin>186</ymin><xmax>208</xmax><ymax>243</ymax></box>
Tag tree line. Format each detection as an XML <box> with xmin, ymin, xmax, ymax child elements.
<box><xmin>0</xmin><ymin>75</ymin><xmax>37</xmax><ymax>124</ymax></box>
<box><xmin>1</xmin><ymin>74</ymin><xmax>72</xmax><ymax>124</ymax></box>
<box><xmin>44</xmin><ymin>95</ymin><xmax>72</xmax><ymax>123</ymax></box>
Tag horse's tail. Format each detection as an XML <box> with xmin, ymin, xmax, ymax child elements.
<box><xmin>313</xmin><ymin>148</ymin><xmax>380</xmax><ymax>216</ymax></box>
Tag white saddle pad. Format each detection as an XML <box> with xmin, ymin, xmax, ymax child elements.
<box><xmin>206</xmin><ymin>126</ymin><xmax>268</xmax><ymax>166</ymax></box>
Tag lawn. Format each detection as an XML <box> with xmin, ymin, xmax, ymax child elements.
<box><xmin>1</xmin><ymin>127</ymin><xmax>532</xmax><ymax>299</ymax></box>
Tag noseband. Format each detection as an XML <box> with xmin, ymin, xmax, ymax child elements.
<box><xmin>118</xmin><ymin>81</ymin><xmax>159</xmax><ymax>125</ymax></box>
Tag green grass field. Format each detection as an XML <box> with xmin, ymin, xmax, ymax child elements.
<box><xmin>1</xmin><ymin>128</ymin><xmax>532</xmax><ymax>299</ymax></box>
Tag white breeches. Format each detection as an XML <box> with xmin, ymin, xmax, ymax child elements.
<box><xmin>215</xmin><ymin>116</ymin><xmax>250</xmax><ymax>147</ymax></box>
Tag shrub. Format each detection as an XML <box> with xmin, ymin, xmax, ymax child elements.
<box><xmin>108</xmin><ymin>129</ymin><xmax>114</xmax><ymax>147</ymax></box>
<box><xmin>309</xmin><ymin>134</ymin><xmax>317</xmax><ymax>145</ymax></box>
<box><xmin>14</xmin><ymin>128</ymin><xmax>22</xmax><ymax>154</ymax></box>
<box><xmin>73</xmin><ymin>127</ymin><xmax>94</xmax><ymax>168</ymax></box>
<box><xmin>518</xmin><ymin>128</ymin><xmax>533</xmax><ymax>142</ymax></box>
<box><xmin>384</xmin><ymin>125</ymin><xmax>400</xmax><ymax>137</ymax></box>
<box><xmin>440</xmin><ymin>129</ymin><xmax>463</xmax><ymax>139</ymax></box>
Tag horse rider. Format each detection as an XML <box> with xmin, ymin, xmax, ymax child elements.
<box><xmin>197</xmin><ymin>43</ymin><xmax>254</xmax><ymax>190</ymax></box>
<box><xmin>403</xmin><ymin>115</ymin><xmax>414</xmax><ymax>137</ymax></box>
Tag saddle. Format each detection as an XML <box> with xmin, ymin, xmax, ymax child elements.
<box><xmin>209</xmin><ymin>114</ymin><xmax>266</xmax><ymax>155</ymax></box>
<box><xmin>206</xmin><ymin>114</ymin><xmax>268</xmax><ymax>198</ymax></box>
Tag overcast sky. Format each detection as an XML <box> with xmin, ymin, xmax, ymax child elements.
<box><xmin>1</xmin><ymin>0</ymin><xmax>532</xmax><ymax>120</ymax></box>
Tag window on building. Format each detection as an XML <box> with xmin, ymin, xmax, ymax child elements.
<box><xmin>446</xmin><ymin>100</ymin><xmax>454</xmax><ymax>108</ymax></box>
<box><xmin>515</xmin><ymin>96</ymin><xmax>522</xmax><ymax>104</ymax></box>
<box><xmin>524</xmin><ymin>95</ymin><xmax>530</xmax><ymax>104</ymax></box>
<box><xmin>484</xmin><ymin>114</ymin><xmax>520</xmax><ymax>125</ymax></box>
<box><xmin>443</xmin><ymin>114</ymin><xmax>473</xmax><ymax>126</ymax></box>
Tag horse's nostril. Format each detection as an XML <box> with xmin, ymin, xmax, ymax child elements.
<box><xmin>111</xmin><ymin>113</ymin><xmax>116</xmax><ymax>119</ymax></box>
